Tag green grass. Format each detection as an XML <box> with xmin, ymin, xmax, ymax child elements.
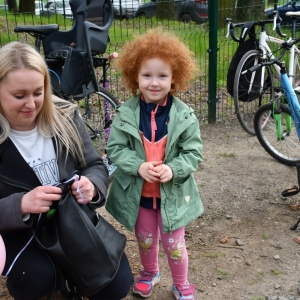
<box><xmin>272</xmin><ymin>269</ymin><xmax>281</xmax><ymax>275</ymax></box>
<box><xmin>203</xmin><ymin>251</ymin><xmax>222</xmax><ymax>259</ymax></box>
<box><xmin>219</xmin><ymin>152</ymin><xmax>236</xmax><ymax>158</ymax></box>
<box><xmin>262</xmin><ymin>233</ymin><xmax>270</xmax><ymax>240</ymax></box>
<box><xmin>109</xmin><ymin>17</ymin><xmax>209</xmax><ymax>57</ymax></box>
<box><xmin>217</xmin><ymin>269</ymin><xmax>229</xmax><ymax>277</ymax></box>
<box><xmin>1</xmin><ymin>12</ymin><xmax>210</xmax><ymax>82</ymax></box>
<box><xmin>0</xmin><ymin>11</ymin><xmax>73</xmax><ymax>45</ymax></box>
<box><xmin>0</xmin><ymin>3</ymin><xmax>263</xmax><ymax>87</ymax></box>
<box><xmin>257</xmin><ymin>271</ymin><xmax>265</xmax><ymax>276</ymax></box>
<box><xmin>0</xmin><ymin>10</ymin><xmax>208</xmax><ymax>56</ymax></box>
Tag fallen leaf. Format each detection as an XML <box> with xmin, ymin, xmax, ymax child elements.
<box><xmin>294</xmin><ymin>237</ymin><xmax>300</xmax><ymax>244</ymax></box>
<box><xmin>220</xmin><ymin>236</ymin><xmax>228</xmax><ymax>243</ymax></box>
<box><xmin>290</xmin><ymin>204</ymin><xmax>299</xmax><ymax>211</ymax></box>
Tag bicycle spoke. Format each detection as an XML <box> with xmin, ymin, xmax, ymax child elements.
<box><xmin>234</xmin><ymin>50</ymin><xmax>274</xmax><ymax>135</ymax></box>
<box><xmin>80</xmin><ymin>87</ymin><xmax>118</xmax><ymax>157</ymax></box>
<box><xmin>254</xmin><ymin>103</ymin><xmax>300</xmax><ymax>166</ymax></box>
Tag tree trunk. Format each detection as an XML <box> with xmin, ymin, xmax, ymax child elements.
<box><xmin>157</xmin><ymin>0</ymin><xmax>174</xmax><ymax>20</ymax></box>
<box><xmin>19</xmin><ymin>0</ymin><xmax>35</xmax><ymax>13</ymax></box>
<box><xmin>235</xmin><ymin>0</ymin><xmax>264</xmax><ymax>22</ymax></box>
<box><xmin>7</xmin><ymin>0</ymin><xmax>18</xmax><ymax>13</ymax></box>
<box><xmin>218</xmin><ymin>0</ymin><xmax>236</xmax><ymax>27</ymax></box>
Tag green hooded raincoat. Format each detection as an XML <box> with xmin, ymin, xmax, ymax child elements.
<box><xmin>106</xmin><ymin>95</ymin><xmax>204</xmax><ymax>233</ymax></box>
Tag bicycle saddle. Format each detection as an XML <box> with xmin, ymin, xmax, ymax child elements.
<box><xmin>14</xmin><ymin>24</ymin><xmax>59</xmax><ymax>37</ymax></box>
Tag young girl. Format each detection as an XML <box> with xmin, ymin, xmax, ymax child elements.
<box><xmin>106</xmin><ymin>29</ymin><xmax>203</xmax><ymax>300</ymax></box>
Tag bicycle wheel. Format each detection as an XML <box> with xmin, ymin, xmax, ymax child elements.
<box><xmin>79</xmin><ymin>86</ymin><xmax>119</xmax><ymax>174</ymax></box>
<box><xmin>254</xmin><ymin>102</ymin><xmax>300</xmax><ymax>166</ymax></box>
<box><xmin>292</xmin><ymin>51</ymin><xmax>300</xmax><ymax>102</ymax></box>
<box><xmin>234</xmin><ymin>49</ymin><xmax>274</xmax><ymax>135</ymax></box>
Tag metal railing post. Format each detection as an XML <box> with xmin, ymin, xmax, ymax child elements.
<box><xmin>207</xmin><ymin>0</ymin><xmax>219</xmax><ymax>123</ymax></box>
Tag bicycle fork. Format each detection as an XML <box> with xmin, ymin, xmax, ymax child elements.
<box><xmin>102</xmin><ymin>79</ymin><xmax>111</xmax><ymax>143</ymax></box>
<box><xmin>272</xmin><ymin>95</ymin><xmax>292</xmax><ymax>141</ymax></box>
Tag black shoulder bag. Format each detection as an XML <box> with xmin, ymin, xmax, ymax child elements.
<box><xmin>227</xmin><ymin>21</ymin><xmax>259</xmax><ymax>101</ymax></box>
<box><xmin>32</xmin><ymin>175</ymin><xmax>127</xmax><ymax>297</ymax></box>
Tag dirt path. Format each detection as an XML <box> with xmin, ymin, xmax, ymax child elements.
<box><xmin>1</xmin><ymin>121</ymin><xmax>300</xmax><ymax>300</ymax></box>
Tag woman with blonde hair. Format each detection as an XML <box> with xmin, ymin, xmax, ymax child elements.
<box><xmin>0</xmin><ymin>41</ymin><xmax>133</xmax><ymax>300</ymax></box>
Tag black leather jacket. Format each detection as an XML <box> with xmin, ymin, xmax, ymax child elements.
<box><xmin>0</xmin><ymin>109</ymin><xmax>108</xmax><ymax>236</ymax></box>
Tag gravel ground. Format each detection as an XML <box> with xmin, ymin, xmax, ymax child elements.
<box><xmin>2</xmin><ymin>120</ymin><xmax>300</xmax><ymax>300</ymax></box>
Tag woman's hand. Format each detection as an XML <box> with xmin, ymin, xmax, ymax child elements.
<box><xmin>71</xmin><ymin>176</ymin><xmax>97</xmax><ymax>204</ymax></box>
<box><xmin>21</xmin><ymin>186</ymin><xmax>62</xmax><ymax>215</ymax></box>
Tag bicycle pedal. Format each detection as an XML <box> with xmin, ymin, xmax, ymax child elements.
<box><xmin>282</xmin><ymin>185</ymin><xmax>300</xmax><ymax>197</ymax></box>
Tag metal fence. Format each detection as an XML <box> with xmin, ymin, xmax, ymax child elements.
<box><xmin>0</xmin><ymin>1</ymin><xmax>278</xmax><ymax>124</ymax></box>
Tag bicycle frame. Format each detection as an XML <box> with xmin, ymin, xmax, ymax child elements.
<box><xmin>102</xmin><ymin>59</ymin><xmax>112</xmax><ymax>143</ymax></box>
<box><xmin>83</xmin><ymin>55</ymin><xmax>116</xmax><ymax>144</ymax></box>
<box><xmin>251</xmin><ymin>32</ymin><xmax>300</xmax><ymax>94</ymax></box>
<box><xmin>274</xmin><ymin>69</ymin><xmax>300</xmax><ymax>140</ymax></box>
<box><xmin>226</xmin><ymin>13</ymin><xmax>300</xmax><ymax>97</ymax></box>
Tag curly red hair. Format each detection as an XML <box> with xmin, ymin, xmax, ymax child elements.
<box><xmin>116</xmin><ymin>28</ymin><xmax>196</xmax><ymax>96</ymax></box>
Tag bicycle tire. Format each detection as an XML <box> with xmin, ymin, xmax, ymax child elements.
<box><xmin>254</xmin><ymin>102</ymin><xmax>300</xmax><ymax>166</ymax></box>
<box><xmin>79</xmin><ymin>86</ymin><xmax>119</xmax><ymax>175</ymax></box>
<box><xmin>233</xmin><ymin>49</ymin><xmax>274</xmax><ymax>135</ymax></box>
<box><xmin>53</xmin><ymin>85</ymin><xmax>118</xmax><ymax>176</ymax></box>
<box><xmin>81</xmin><ymin>87</ymin><xmax>119</xmax><ymax>181</ymax></box>
<box><xmin>292</xmin><ymin>51</ymin><xmax>300</xmax><ymax>102</ymax></box>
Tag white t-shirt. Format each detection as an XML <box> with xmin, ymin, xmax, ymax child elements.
<box><xmin>9</xmin><ymin>127</ymin><xmax>59</xmax><ymax>186</ymax></box>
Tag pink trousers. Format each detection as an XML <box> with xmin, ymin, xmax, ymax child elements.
<box><xmin>134</xmin><ymin>206</ymin><xmax>188</xmax><ymax>285</ymax></box>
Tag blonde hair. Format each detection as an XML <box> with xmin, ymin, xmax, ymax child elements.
<box><xmin>116</xmin><ymin>28</ymin><xmax>196</xmax><ymax>96</ymax></box>
<box><xmin>0</xmin><ymin>42</ymin><xmax>85</xmax><ymax>165</ymax></box>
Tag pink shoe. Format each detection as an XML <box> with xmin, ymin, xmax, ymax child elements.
<box><xmin>172</xmin><ymin>283</ymin><xmax>196</xmax><ymax>300</ymax></box>
<box><xmin>132</xmin><ymin>271</ymin><xmax>160</xmax><ymax>298</ymax></box>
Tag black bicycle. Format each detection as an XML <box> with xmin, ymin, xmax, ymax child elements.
<box><xmin>226</xmin><ymin>11</ymin><xmax>286</xmax><ymax>135</ymax></box>
<box><xmin>14</xmin><ymin>0</ymin><xmax>119</xmax><ymax>175</ymax></box>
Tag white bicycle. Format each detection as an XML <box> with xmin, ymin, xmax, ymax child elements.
<box><xmin>227</xmin><ymin>11</ymin><xmax>300</xmax><ymax>135</ymax></box>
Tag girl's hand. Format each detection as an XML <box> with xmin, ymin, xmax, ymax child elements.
<box><xmin>138</xmin><ymin>161</ymin><xmax>162</xmax><ymax>183</ymax></box>
<box><xmin>21</xmin><ymin>186</ymin><xmax>62</xmax><ymax>215</ymax></box>
<box><xmin>154</xmin><ymin>164</ymin><xmax>173</xmax><ymax>183</ymax></box>
<box><xmin>71</xmin><ymin>176</ymin><xmax>97</xmax><ymax>204</ymax></box>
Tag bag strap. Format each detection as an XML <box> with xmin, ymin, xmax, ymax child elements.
<box><xmin>68</xmin><ymin>285</ymin><xmax>84</xmax><ymax>300</ymax></box>
<box><xmin>4</xmin><ymin>174</ymin><xmax>84</xmax><ymax>278</ymax></box>
<box><xmin>239</xmin><ymin>21</ymin><xmax>256</xmax><ymax>45</ymax></box>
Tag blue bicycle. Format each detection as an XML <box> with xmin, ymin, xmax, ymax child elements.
<box><xmin>249</xmin><ymin>28</ymin><xmax>300</xmax><ymax>166</ymax></box>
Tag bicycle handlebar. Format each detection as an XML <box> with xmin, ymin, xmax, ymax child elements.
<box><xmin>226</xmin><ymin>10</ymin><xmax>286</xmax><ymax>42</ymax></box>
<box><xmin>225</xmin><ymin>18</ymin><xmax>242</xmax><ymax>42</ymax></box>
<box><xmin>244</xmin><ymin>34</ymin><xmax>300</xmax><ymax>74</ymax></box>
<box><xmin>246</xmin><ymin>59</ymin><xmax>281</xmax><ymax>74</ymax></box>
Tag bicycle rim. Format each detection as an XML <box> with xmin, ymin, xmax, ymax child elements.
<box><xmin>234</xmin><ymin>50</ymin><xmax>274</xmax><ymax>135</ymax></box>
<box><xmin>80</xmin><ymin>86</ymin><xmax>119</xmax><ymax>157</ymax></box>
<box><xmin>293</xmin><ymin>52</ymin><xmax>300</xmax><ymax>102</ymax></box>
<box><xmin>254</xmin><ymin>103</ymin><xmax>300</xmax><ymax>166</ymax></box>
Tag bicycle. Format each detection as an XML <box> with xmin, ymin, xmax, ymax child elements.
<box><xmin>245</xmin><ymin>14</ymin><xmax>300</xmax><ymax>166</ymax></box>
<box><xmin>14</xmin><ymin>0</ymin><xmax>119</xmax><ymax>175</ymax></box>
<box><xmin>282</xmin><ymin>162</ymin><xmax>300</xmax><ymax>231</ymax></box>
<box><xmin>226</xmin><ymin>11</ymin><xmax>300</xmax><ymax>135</ymax></box>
